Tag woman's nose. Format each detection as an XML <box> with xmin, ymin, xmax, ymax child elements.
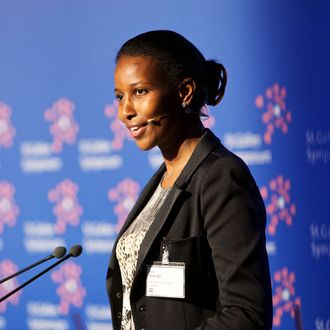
<box><xmin>119</xmin><ymin>98</ymin><xmax>136</xmax><ymax>121</ymax></box>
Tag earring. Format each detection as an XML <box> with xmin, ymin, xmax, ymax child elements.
<box><xmin>182</xmin><ymin>102</ymin><xmax>193</xmax><ymax>114</ymax></box>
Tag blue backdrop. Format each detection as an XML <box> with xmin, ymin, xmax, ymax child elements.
<box><xmin>0</xmin><ymin>0</ymin><xmax>329</xmax><ymax>329</ymax></box>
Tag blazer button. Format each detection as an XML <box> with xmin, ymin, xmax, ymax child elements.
<box><xmin>116</xmin><ymin>312</ymin><xmax>122</xmax><ymax>319</ymax></box>
<box><xmin>139</xmin><ymin>306</ymin><xmax>146</xmax><ymax>312</ymax></box>
<box><xmin>116</xmin><ymin>291</ymin><xmax>122</xmax><ymax>299</ymax></box>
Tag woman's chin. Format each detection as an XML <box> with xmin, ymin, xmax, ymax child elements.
<box><xmin>135</xmin><ymin>141</ymin><xmax>156</xmax><ymax>151</ymax></box>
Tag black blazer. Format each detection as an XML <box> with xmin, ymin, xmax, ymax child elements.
<box><xmin>106</xmin><ymin>129</ymin><xmax>273</xmax><ymax>330</ymax></box>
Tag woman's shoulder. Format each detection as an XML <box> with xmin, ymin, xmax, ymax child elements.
<box><xmin>198</xmin><ymin>143</ymin><xmax>263</xmax><ymax>205</ymax></box>
<box><xmin>200</xmin><ymin>129</ymin><xmax>249</xmax><ymax>170</ymax></box>
<box><xmin>205</xmin><ymin>141</ymin><xmax>252</xmax><ymax>177</ymax></box>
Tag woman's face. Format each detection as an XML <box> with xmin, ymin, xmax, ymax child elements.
<box><xmin>114</xmin><ymin>55</ymin><xmax>181</xmax><ymax>151</ymax></box>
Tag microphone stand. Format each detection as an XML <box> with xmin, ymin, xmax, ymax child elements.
<box><xmin>0</xmin><ymin>246</ymin><xmax>66</xmax><ymax>284</ymax></box>
<box><xmin>0</xmin><ymin>254</ymin><xmax>71</xmax><ymax>303</ymax></box>
<box><xmin>0</xmin><ymin>254</ymin><xmax>54</xmax><ymax>284</ymax></box>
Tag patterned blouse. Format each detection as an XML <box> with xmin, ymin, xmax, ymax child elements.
<box><xmin>116</xmin><ymin>181</ymin><xmax>171</xmax><ymax>330</ymax></box>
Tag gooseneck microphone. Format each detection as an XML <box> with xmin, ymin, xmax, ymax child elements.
<box><xmin>0</xmin><ymin>245</ymin><xmax>83</xmax><ymax>303</ymax></box>
<box><xmin>68</xmin><ymin>244</ymin><xmax>83</xmax><ymax>257</ymax></box>
<box><xmin>0</xmin><ymin>246</ymin><xmax>67</xmax><ymax>284</ymax></box>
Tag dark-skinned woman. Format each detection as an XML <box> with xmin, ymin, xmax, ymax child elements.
<box><xmin>106</xmin><ymin>30</ymin><xmax>273</xmax><ymax>330</ymax></box>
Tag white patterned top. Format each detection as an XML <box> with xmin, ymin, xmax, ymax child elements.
<box><xmin>116</xmin><ymin>182</ymin><xmax>171</xmax><ymax>330</ymax></box>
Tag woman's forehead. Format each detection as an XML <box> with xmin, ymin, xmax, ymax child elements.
<box><xmin>115</xmin><ymin>56</ymin><xmax>167</xmax><ymax>83</ymax></box>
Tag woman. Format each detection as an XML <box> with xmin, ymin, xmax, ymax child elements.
<box><xmin>106</xmin><ymin>30</ymin><xmax>273</xmax><ymax>330</ymax></box>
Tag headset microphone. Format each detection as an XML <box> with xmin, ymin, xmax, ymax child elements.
<box><xmin>146</xmin><ymin>105</ymin><xmax>197</xmax><ymax>125</ymax></box>
<box><xmin>145</xmin><ymin>111</ymin><xmax>179</xmax><ymax>125</ymax></box>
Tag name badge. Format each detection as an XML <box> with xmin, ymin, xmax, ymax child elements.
<box><xmin>146</xmin><ymin>262</ymin><xmax>185</xmax><ymax>299</ymax></box>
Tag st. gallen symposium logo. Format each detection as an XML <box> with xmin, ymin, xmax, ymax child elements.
<box><xmin>74</xmin><ymin>99</ymin><xmax>130</xmax><ymax>172</ymax></box>
<box><xmin>222</xmin><ymin>82</ymin><xmax>292</xmax><ymax>166</ymax></box>
<box><xmin>20</xmin><ymin>98</ymin><xmax>80</xmax><ymax>174</ymax></box>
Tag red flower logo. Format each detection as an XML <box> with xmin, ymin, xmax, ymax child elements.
<box><xmin>0</xmin><ymin>260</ymin><xmax>21</xmax><ymax>312</ymax></box>
<box><xmin>272</xmin><ymin>267</ymin><xmax>301</xmax><ymax>327</ymax></box>
<box><xmin>45</xmin><ymin>98</ymin><xmax>79</xmax><ymax>153</ymax></box>
<box><xmin>0</xmin><ymin>181</ymin><xmax>19</xmax><ymax>233</ymax></box>
<box><xmin>48</xmin><ymin>180</ymin><xmax>83</xmax><ymax>234</ymax></box>
<box><xmin>260</xmin><ymin>175</ymin><xmax>296</xmax><ymax>236</ymax></box>
<box><xmin>0</xmin><ymin>102</ymin><xmax>15</xmax><ymax>148</ymax></box>
<box><xmin>51</xmin><ymin>261</ymin><xmax>86</xmax><ymax>314</ymax></box>
<box><xmin>108</xmin><ymin>178</ymin><xmax>140</xmax><ymax>232</ymax></box>
<box><xmin>104</xmin><ymin>100</ymin><xmax>132</xmax><ymax>150</ymax></box>
<box><xmin>255</xmin><ymin>83</ymin><xmax>292</xmax><ymax>144</ymax></box>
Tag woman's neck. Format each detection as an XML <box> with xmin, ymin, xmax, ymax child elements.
<box><xmin>160</xmin><ymin>121</ymin><xmax>205</xmax><ymax>188</ymax></box>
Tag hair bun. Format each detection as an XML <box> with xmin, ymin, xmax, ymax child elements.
<box><xmin>205</xmin><ymin>60</ymin><xmax>227</xmax><ymax>106</ymax></box>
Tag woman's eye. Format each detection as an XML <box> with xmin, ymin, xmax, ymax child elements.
<box><xmin>135</xmin><ymin>88</ymin><xmax>147</xmax><ymax>96</ymax></box>
<box><xmin>115</xmin><ymin>94</ymin><xmax>123</xmax><ymax>102</ymax></box>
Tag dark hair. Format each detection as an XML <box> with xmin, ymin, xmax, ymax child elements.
<box><xmin>116</xmin><ymin>30</ymin><xmax>227</xmax><ymax>113</ymax></box>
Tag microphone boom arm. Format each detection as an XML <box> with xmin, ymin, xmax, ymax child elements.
<box><xmin>0</xmin><ymin>254</ymin><xmax>71</xmax><ymax>303</ymax></box>
<box><xmin>0</xmin><ymin>246</ymin><xmax>66</xmax><ymax>284</ymax></box>
<box><xmin>0</xmin><ymin>254</ymin><xmax>53</xmax><ymax>285</ymax></box>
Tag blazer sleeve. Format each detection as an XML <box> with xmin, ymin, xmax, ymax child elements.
<box><xmin>197</xmin><ymin>154</ymin><xmax>273</xmax><ymax>330</ymax></box>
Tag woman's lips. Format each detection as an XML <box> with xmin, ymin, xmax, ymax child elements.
<box><xmin>128</xmin><ymin>122</ymin><xmax>148</xmax><ymax>138</ymax></box>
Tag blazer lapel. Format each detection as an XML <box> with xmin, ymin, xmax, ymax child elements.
<box><xmin>135</xmin><ymin>186</ymin><xmax>182</xmax><ymax>275</ymax></box>
<box><xmin>135</xmin><ymin>129</ymin><xmax>221</xmax><ymax>275</ymax></box>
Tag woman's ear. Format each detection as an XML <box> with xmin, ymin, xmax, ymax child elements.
<box><xmin>178</xmin><ymin>78</ymin><xmax>196</xmax><ymax>106</ymax></box>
